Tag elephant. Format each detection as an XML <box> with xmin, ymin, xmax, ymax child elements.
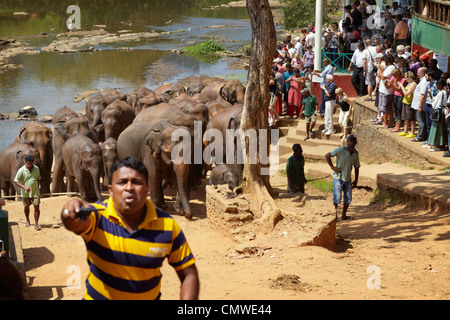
<box><xmin>127</xmin><ymin>86</ymin><xmax>163</xmax><ymax>114</ymax></box>
<box><xmin>117</xmin><ymin>118</ymin><xmax>193</xmax><ymax>219</ymax></box>
<box><xmin>203</xmin><ymin>104</ymin><xmax>244</xmax><ymax>175</ymax></box>
<box><xmin>85</xmin><ymin>88</ymin><xmax>128</xmax><ymax>141</ymax></box>
<box><xmin>205</xmin><ymin>100</ymin><xmax>227</xmax><ymax>119</ymax></box>
<box><xmin>154</xmin><ymin>83</ymin><xmax>186</xmax><ymax>99</ymax></box>
<box><xmin>101</xmin><ymin>137</ymin><xmax>118</xmax><ymax>187</ymax></box>
<box><xmin>0</xmin><ymin>142</ymin><xmax>41</xmax><ymax>197</ymax></box>
<box><xmin>62</xmin><ymin>134</ymin><xmax>103</xmax><ymax>202</ymax></box>
<box><xmin>51</xmin><ymin>116</ymin><xmax>98</xmax><ymax>194</ymax></box>
<box><xmin>168</xmin><ymin>94</ymin><xmax>209</xmax><ymax>128</ymax></box>
<box><xmin>199</xmin><ymin>78</ymin><xmax>246</xmax><ymax>106</ymax></box>
<box><xmin>133</xmin><ymin>102</ymin><xmax>205</xmax><ymax>186</ymax></box>
<box><xmin>100</xmin><ymin>99</ymin><xmax>135</xmax><ymax>141</ymax></box>
<box><xmin>186</xmin><ymin>80</ymin><xmax>204</xmax><ymax>97</ymax></box>
<box><xmin>15</xmin><ymin>121</ymin><xmax>53</xmax><ymax>195</ymax></box>
<box><xmin>209</xmin><ymin>164</ymin><xmax>241</xmax><ymax>191</ymax></box>
<box><xmin>127</xmin><ymin>86</ymin><xmax>154</xmax><ymax>112</ymax></box>
<box><xmin>52</xmin><ymin>106</ymin><xmax>78</xmax><ymax>125</ymax></box>
<box><xmin>133</xmin><ymin>103</ymin><xmax>197</xmax><ymax>130</ymax></box>
<box><xmin>135</xmin><ymin>92</ymin><xmax>162</xmax><ymax>114</ymax></box>
<box><xmin>85</xmin><ymin>93</ymin><xmax>108</xmax><ymax>141</ymax></box>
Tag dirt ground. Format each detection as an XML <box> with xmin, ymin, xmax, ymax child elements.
<box><xmin>4</xmin><ymin>170</ymin><xmax>450</xmax><ymax>301</ymax></box>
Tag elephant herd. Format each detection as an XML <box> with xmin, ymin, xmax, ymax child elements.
<box><xmin>0</xmin><ymin>76</ymin><xmax>246</xmax><ymax>220</ymax></box>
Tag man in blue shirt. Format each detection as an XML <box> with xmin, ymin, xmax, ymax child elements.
<box><xmin>313</xmin><ymin>58</ymin><xmax>334</xmax><ymax>116</ymax></box>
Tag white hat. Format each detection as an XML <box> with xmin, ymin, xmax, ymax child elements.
<box><xmin>376</xmin><ymin>53</ymin><xmax>383</xmax><ymax>58</ymax></box>
<box><xmin>294</xmin><ymin>36</ymin><xmax>300</xmax><ymax>41</ymax></box>
<box><xmin>273</xmin><ymin>58</ymin><xmax>282</xmax><ymax>63</ymax></box>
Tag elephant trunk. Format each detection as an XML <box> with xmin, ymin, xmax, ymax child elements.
<box><xmin>90</xmin><ymin>166</ymin><xmax>103</xmax><ymax>202</ymax></box>
<box><xmin>174</xmin><ymin>162</ymin><xmax>192</xmax><ymax>220</ymax></box>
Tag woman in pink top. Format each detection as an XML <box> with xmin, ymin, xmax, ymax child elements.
<box><xmin>390</xmin><ymin>68</ymin><xmax>406</xmax><ymax>132</ymax></box>
<box><xmin>286</xmin><ymin>68</ymin><xmax>305</xmax><ymax>118</ymax></box>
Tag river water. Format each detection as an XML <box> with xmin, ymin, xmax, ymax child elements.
<box><xmin>0</xmin><ymin>0</ymin><xmax>257</xmax><ymax>151</ymax></box>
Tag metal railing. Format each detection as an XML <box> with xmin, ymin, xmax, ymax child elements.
<box><xmin>321</xmin><ymin>52</ymin><xmax>353</xmax><ymax>73</ymax></box>
<box><xmin>414</xmin><ymin>0</ymin><xmax>450</xmax><ymax>25</ymax></box>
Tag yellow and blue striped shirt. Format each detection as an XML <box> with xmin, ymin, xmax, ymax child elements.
<box><xmin>79</xmin><ymin>197</ymin><xmax>195</xmax><ymax>300</ymax></box>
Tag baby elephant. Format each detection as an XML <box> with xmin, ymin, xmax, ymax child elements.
<box><xmin>209</xmin><ymin>164</ymin><xmax>241</xmax><ymax>191</ymax></box>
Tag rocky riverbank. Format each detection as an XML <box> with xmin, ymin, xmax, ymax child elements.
<box><xmin>0</xmin><ymin>0</ymin><xmax>286</xmax><ymax>73</ymax></box>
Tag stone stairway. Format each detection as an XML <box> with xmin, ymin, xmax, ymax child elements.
<box><xmin>277</xmin><ymin>112</ymin><xmax>348</xmax><ymax>167</ymax></box>
<box><xmin>272</xmin><ymin>98</ymin><xmax>450</xmax><ymax>213</ymax></box>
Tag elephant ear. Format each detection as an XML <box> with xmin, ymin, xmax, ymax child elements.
<box><xmin>219</xmin><ymin>84</ymin><xmax>228</xmax><ymax>101</ymax></box>
<box><xmin>146</xmin><ymin>128</ymin><xmax>163</xmax><ymax>157</ymax></box>
<box><xmin>15</xmin><ymin>150</ymin><xmax>24</xmax><ymax>165</ymax></box>
<box><xmin>77</xmin><ymin>146</ymin><xmax>90</xmax><ymax>167</ymax></box>
<box><xmin>54</xmin><ymin>122</ymin><xmax>68</xmax><ymax>142</ymax></box>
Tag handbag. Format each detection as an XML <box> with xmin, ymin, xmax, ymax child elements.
<box><xmin>430</xmin><ymin>93</ymin><xmax>445</xmax><ymax>122</ymax></box>
<box><xmin>430</xmin><ymin>108</ymin><xmax>441</xmax><ymax>121</ymax></box>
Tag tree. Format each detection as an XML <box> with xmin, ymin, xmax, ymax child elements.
<box><xmin>279</xmin><ymin>0</ymin><xmax>341</xmax><ymax>31</ymax></box>
<box><xmin>240</xmin><ymin>0</ymin><xmax>282</xmax><ymax>232</ymax></box>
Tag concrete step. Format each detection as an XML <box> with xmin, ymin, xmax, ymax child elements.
<box><xmin>285</xmin><ymin>135</ymin><xmax>340</xmax><ymax>148</ymax></box>
<box><xmin>278</xmin><ymin>142</ymin><xmax>340</xmax><ymax>166</ymax></box>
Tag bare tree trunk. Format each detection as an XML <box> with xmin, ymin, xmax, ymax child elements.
<box><xmin>240</xmin><ymin>0</ymin><xmax>282</xmax><ymax>232</ymax></box>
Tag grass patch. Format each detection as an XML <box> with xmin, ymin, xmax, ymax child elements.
<box><xmin>370</xmin><ymin>188</ymin><xmax>402</xmax><ymax>205</ymax></box>
<box><xmin>184</xmin><ymin>38</ymin><xmax>225</xmax><ymax>64</ymax></box>
<box><xmin>306</xmin><ymin>176</ymin><xmax>334</xmax><ymax>193</ymax></box>
<box><xmin>278</xmin><ymin>170</ymin><xmax>333</xmax><ymax>193</ymax></box>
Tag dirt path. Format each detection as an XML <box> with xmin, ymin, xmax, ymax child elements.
<box><xmin>5</xmin><ymin>170</ymin><xmax>450</xmax><ymax>300</ymax></box>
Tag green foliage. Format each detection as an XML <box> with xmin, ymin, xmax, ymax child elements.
<box><xmin>370</xmin><ymin>188</ymin><xmax>402</xmax><ymax>205</ymax></box>
<box><xmin>185</xmin><ymin>38</ymin><xmax>225</xmax><ymax>55</ymax></box>
<box><xmin>306</xmin><ymin>176</ymin><xmax>334</xmax><ymax>193</ymax></box>
<box><xmin>184</xmin><ymin>38</ymin><xmax>225</xmax><ymax>64</ymax></box>
<box><xmin>279</xmin><ymin>0</ymin><xmax>341</xmax><ymax>31</ymax></box>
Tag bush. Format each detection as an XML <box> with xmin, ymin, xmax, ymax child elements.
<box><xmin>184</xmin><ymin>38</ymin><xmax>225</xmax><ymax>64</ymax></box>
<box><xmin>184</xmin><ymin>38</ymin><xmax>225</xmax><ymax>55</ymax></box>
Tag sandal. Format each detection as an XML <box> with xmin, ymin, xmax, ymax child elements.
<box><xmin>364</xmin><ymin>97</ymin><xmax>373</xmax><ymax>101</ymax></box>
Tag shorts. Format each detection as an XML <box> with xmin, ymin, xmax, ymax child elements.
<box><xmin>23</xmin><ymin>197</ymin><xmax>40</xmax><ymax>206</ymax></box>
<box><xmin>378</xmin><ymin>92</ymin><xmax>393</xmax><ymax>113</ymax></box>
<box><xmin>365</xmin><ymin>68</ymin><xmax>376</xmax><ymax>86</ymax></box>
<box><xmin>339</xmin><ymin>110</ymin><xmax>350</xmax><ymax>128</ymax></box>
<box><xmin>401</xmin><ymin>103</ymin><xmax>415</xmax><ymax>121</ymax></box>
<box><xmin>333</xmin><ymin>179</ymin><xmax>352</xmax><ymax>205</ymax></box>
<box><xmin>304</xmin><ymin>114</ymin><xmax>316</xmax><ymax>124</ymax></box>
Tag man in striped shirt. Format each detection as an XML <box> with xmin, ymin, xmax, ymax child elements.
<box><xmin>61</xmin><ymin>157</ymin><xmax>199</xmax><ymax>300</ymax></box>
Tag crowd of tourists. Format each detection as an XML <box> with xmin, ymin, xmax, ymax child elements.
<box><xmin>268</xmin><ymin>0</ymin><xmax>450</xmax><ymax>157</ymax></box>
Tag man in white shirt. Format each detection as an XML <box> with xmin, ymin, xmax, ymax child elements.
<box><xmin>378</xmin><ymin>54</ymin><xmax>396</xmax><ymax>127</ymax></box>
<box><xmin>348</xmin><ymin>41</ymin><xmax>367</xmax><ymax>97</ymax></box>
<box><xmin>389</xmin><ymin>2</ymin><xmax>404</xmax><ymax>15</ymax></box>
<box><xmin>305</xmin><ymin>31</ymin><xmax>315</xmax><ymax>51</ymax></box>
<box><xmin>363</xmin><ymin>38</ymin><xmax>378</xmax><ymax>101</ymax></box>
<box><xmin>411</xmin><ymin>67</ymin><xmax>429</xmax><ymax>142</ymax></box>
<box><xmin>396</xmin><ymin>45</ymin><xmax>408</xmax><ymax>59</ymax></box>
<box><xmin>294</xmin><ymin>36</ymin><xmax>303</xmax><ymax>57</ymax></box>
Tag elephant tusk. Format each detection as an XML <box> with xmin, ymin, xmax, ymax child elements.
<box><xmin>153</xmin><ymin>152</ymin><xmax>158</xmax><ymax>158</ymax></box>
